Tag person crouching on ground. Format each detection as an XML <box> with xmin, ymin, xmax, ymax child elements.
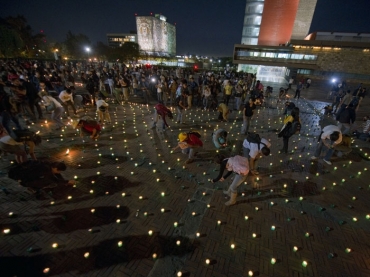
<box><xmin>73</xmin><ymin>117</ymin><xmax>101</xmax><ymax>140</ymax></box>
<box><xmin>151</xmin><ymin>102</ymin><xmax>173</xmax><ymax>131</ymax></box>
<box><xmin>242</xmin><ymin>137</ymin><xmax>271</xmax><ymax>175</ymax></box>
<box><xmin>210</xmin><ymin>154</ymin><xmax>249</xmax><ymax>206</ymax></box>
<box><xmin>172</xmin><ymin>132</ymin><xmax>203</xmax><ymax>164</ymax></box>
<box><xmin>96</xmin><ymin>97</ymin><xmax>111</xmax><ymax>124</ymax></box>
<box><xmin>0</xmin><ymin>134</ymin><xmax>41</xmax><ymax>163</ymax></box>
<box><xmin>311</xmin><ymin>125</ymin><xmax>342</xmax><ymax>165</ymax></box>
<box><xmin>212</xmin><ymin>129</ymin><xmax>228</xmax><ymax>149</ymax></box>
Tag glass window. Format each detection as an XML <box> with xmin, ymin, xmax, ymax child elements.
<box><xmin>291</xmin><ymin>54</ymin><xmax>304</xmax><ymax>59</ymax></box>
<box><xmin>303</xmin><ymin>55</ymin><xmax>317</xmax><ymax>60</ymax></box>
<box><xmin>277</xmin><ymin>53</ymin><xmax>289</xmax><ymax>58</ymax></box>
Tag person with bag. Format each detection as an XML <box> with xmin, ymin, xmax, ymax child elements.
<box><xmin>210</xmin><ymin>154</ymin><xmax>249</xmax><ymax>206</ymax></box>
<box><xmin>39</xmin><ymin>90</ymin><xmax>65</xmax><ymax>130</ymax></box>
<box><xmin>278</xmin><ymin>107</ymin><xmax>301</xmax><ymax>154</ymax></box>
<box><xmin>172</xmin><ymin>131</ymin><xmax>203</xmax><ymax>164</ymax></box>
<box><xmin>151</xmin><ymin>102</ymin><xmax>173</xmax><ymax>131</ymax></box>
<box><xmin>241</xmin><ymin>97</ymin><xmax>256</xmax><ymax>134</ymax></box>
<box><xmin>242</xmin><ymin>133</ymin><xmax>271</xmax><ymax>175</ymax></box>
<box><xmin>212</xmin><ymin>129</ymin><xmax>228</xmax><ymax>149</ymax></box>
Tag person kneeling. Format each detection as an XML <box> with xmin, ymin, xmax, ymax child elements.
<box><xmin>73</xmin><ymin>117</ymin><xmax>101</xmax><ymax>140</ymax></box>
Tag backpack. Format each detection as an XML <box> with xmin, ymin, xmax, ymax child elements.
<box><xmin>12</xmin><ymin>129</ymin><xmax>37</xmax><ymax>143</ymax></box>
<box><xmin>246</xmin><ymin>133</ymin><xmax>266</xmax><ymax>149</ymax></box>
<box><xmin>8</xmin><ymin>160</ymin><xmax>48</xmax><ymax>182</ymax></box>
<box><xmin>188</xmin><ymin>131</ymin><xmax>201</xmax><ymax>138</ymax></box>
<box><xmin>350</xmin><ymin>97</ymin><xmax>359</xmax><ymax>107</ymax></box>
<box><xmin>287</xmin><ymin>120</ymin><xmax>301</xmax><ymax>137</ymax></box>
<box><xmin>226</xmin><ymin>156</ymin><xmax>249</xmax><ymax>176</ymax></box>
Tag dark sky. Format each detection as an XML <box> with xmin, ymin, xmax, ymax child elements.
<box><xmin>1</xmin><ymin>0</ymin><xmax>369</xmax><ymax>57</ymax></box>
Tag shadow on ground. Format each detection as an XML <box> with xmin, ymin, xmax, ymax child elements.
<box><xmin>1</xmin><ymin>233</ymin><xmax>196</xmax><ymax>276</ymax></box>
<box><xmin>0</xmin><ymin>206</ymin><xmax>130</xmax><ymax>234</ymax></box>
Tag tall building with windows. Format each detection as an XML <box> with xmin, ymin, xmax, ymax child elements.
<box><xmin>238</xmin><ymin>0</ymin><xmax>320</xmax><ymax>81</ymax></box>
<box><xmin>136</xmin><ymin>14</ymin><xmax>176</xmax><ymax>57</ymax></box>
<box><xmin>241</xmin><ymin>0</ymin><xmax>317</xmax><ymax>46</ymax></box>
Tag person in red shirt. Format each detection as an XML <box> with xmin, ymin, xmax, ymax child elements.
<box><xmin>151</xmin><ymin>102</ymin><xmax>173</xmax><ymax>130</ymax></box>
<box><xmin>73</xmin><ymin>117</ymin><xmax>102</xmax><ymax>140</ymax></box>
<box><xmin>172</xmin><ymin>132</ymin><xmax>203</xmax><ymax>164</ymax></box>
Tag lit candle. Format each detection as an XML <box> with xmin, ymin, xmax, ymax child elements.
<box><xmin>230</xmin><ymin>244</ymin><xmax>235</xmax><ymax>249</ymax></box>
<box><xmin>118</xmin><ymin>241</ymin><xmax>123</xmax><ymax>247</ymax></box>
<box><xmin>302</xmin><ymin>261</ymin><xmax>308</xmax><ymax>267</ymax></box>
<box><xmin>271</xmin><ymin>258</ymin><xmax>276</xmax><ymax>264</ymax></box>
<box><xmin>43</xmin><ymin>268</ymin><xmax>50</xmax><ymax>274</ymax></box>
<box><xmin>52</xmin><ymin>243</ymin><xmax>58</xmax><ymax>248</ymax></box>
<box><xmin>152</xmin><ymin>253</ymin><xmax>157</xmax><ymax>259</ymax></box>
<box><xmin>161</xmin><ymin>208</ymin><xmax>165</xmax><ymax>213</ymax></box>
<box><xmin>84</xmin><ymin>252</ymin><xmax>89</xmax><ymax>258</ymax></box>
<box><xmin>176</xmin><ymin>240</ymin><xmax>181</xmax><ymax>245</ymax></box>
<box><xmin>205</xmin><ymin>259</ymin><xmax>210</xmax><ymax>264</ymax></box>
<box><xmin>174</xmin><ymin>222</ymin><xmax>178</xmax><ymax>227</ymax></box>
<box><xmin>148</xmin><ymin>230</ymin><xmax>153</xmax><ymax>236</ymax></box>
<box><xmin>252</xmin><ymin>233</ymin><xmax>256</xmax><ymax>238</ymax></box>
<box><xmin>91</xmin><ymin>209</ymin><xmax>95</xmax><ymax>213</ymax></box>
<box><xmin>271</xmin><ymin>225</ymin><xmax>275</xmax><ymax>231</ymax></box>
<box><xmin>217</xmin><ymin>220</ymin><xmax>221</xmax><ymax>225</ymax></box>
<box><xmin>293</xmin><ymin>246</ymin><xmax>298</xmax><ymax>252</ymax></box>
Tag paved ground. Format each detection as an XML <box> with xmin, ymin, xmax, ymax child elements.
<box><xmin>1</xmin><ymin>80</ymin><xmax>370</xmax><ymax>277</ymax></box>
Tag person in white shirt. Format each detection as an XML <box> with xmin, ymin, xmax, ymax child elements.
<box><xmin>40</xmin><ymin>91</ymin><xmax>65</xmax><ymax>130</ymax></box>
<box><xmin>58</xmin><ymin>88</ymin><xmax>77</xmax><ymax>118</ymax></box>
<box><xmin>96</xmin><ymin>98</ymin><xmax>111</xmax><ymax>124</ymax></box>
<box><xmin>311</xmin><ymin>125</ymin><xmax>342</xmax><ymax>165</ymax></box>
<box><xmin>242</xmin><ymin>137</ymin><xmax>271</xmax><ymax>175</ymax></box>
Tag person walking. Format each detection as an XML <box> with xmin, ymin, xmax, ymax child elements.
<box><xmin>210</xmin><ymin>154</ymin><xmax>249</xmax><ymax>206</ymax></box>
<box><xmin>241</xmin><ymin>97</ymin><xmax>256</xmax><ymax>134</ymax></box>
<box><xmin>294</xmin><ymin>82</ymin><xmax>303</xmax><ymax>99</ymax></box>
<box><xmin>337</xmin><ymin>103</ymin><xmax>356</xmax><ymax>135</ymax></box>
<box><xmin>151</xmin><ymin>102</ymin><xmax>173</xmax><ymax>131</ymax></box>
<box><xmin>175</xmin><ymin>86</ymin><xmax>188</xmax><ymax>124</ymax></box>
<box><xmin>279</xmin><ymin>107</ymin><xmax>300</xmax><ymax>154</ymax></box>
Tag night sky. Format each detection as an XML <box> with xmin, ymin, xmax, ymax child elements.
<box><xmin>1</xmin><ymin>0</ymin><xmax>369</xmax><ymax>57</ymax></box>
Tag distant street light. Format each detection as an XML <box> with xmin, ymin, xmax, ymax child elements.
<box><xmin>85</xmin><ymin>47</ymin><xmax>91</xmax><ymax>60</ymax></box>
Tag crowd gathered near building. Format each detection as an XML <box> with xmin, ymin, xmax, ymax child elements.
<box><xmin>0</xmin><ymin>59</ymin><xmax>369</xmax><ymax>203</ymax></box>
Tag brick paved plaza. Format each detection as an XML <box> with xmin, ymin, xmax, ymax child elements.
<box><xmin>1</xmin><ymin>81</ymin><xmax>370</xmax><ymax>277</ymax></box>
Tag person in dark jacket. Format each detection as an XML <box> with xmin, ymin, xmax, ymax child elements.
<box><xmin>241</xmin><ymin>97</ymin><xmax>256</xmax><ymax>134</ymax></box>
<box><xmin>17</xmin><ymin>161</ymin><xmax>76</xmax><ymax>194</ymax></box>
<box><xmin>337</xmin><ymin>103</ymin><xmax>356</xmax><ymax>135</ymax></box>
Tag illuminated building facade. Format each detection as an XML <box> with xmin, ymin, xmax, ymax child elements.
<box><xmin>107</xmin><ymin>33</ymin><xmax>137</xmax><ymax>47</ymax></box>
<box><xmin>234</xmin><ymin>32</ymin><xmax>370</xmax><ymax>82</ymax></box>
<box><xmin>238</xmin><ymin>0</ymin><xmax>318</xmax><ymax>81</ymax></box>
<box><xmin>136</xmin><ymin>14</ymin><xmax>176</xmax><ymax>57</ymax></box>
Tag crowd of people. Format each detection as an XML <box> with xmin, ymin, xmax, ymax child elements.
<box><xmin>0</xmin><ymin>59</ymin><xmax>368</xmax><ymax>202</ymax></box>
